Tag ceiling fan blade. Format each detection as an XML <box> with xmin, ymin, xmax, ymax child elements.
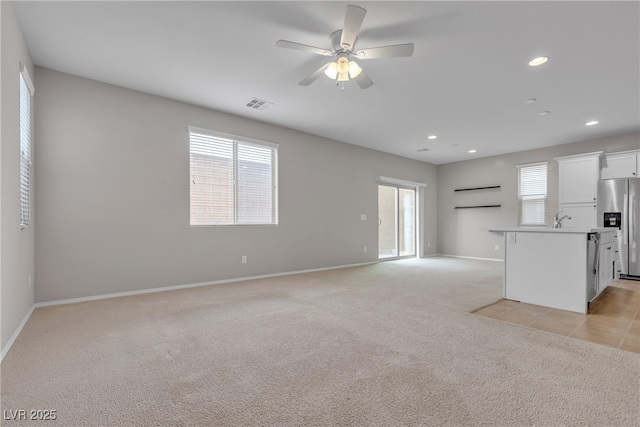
<box><xmin>340</xmin><ymin>5</ymin><xmax>367</xmax><ymax>50</ymax></box>
<box><xmin>299</xmin><ymin>62</ymin><xmax>333</xmax><ymax>86</ymax></box>
<box><xmin>355</xmin><ymin>43</ymin><xmax>414</xmax><ymax>59</ymax></box>
<box><xmin>276</xmin><ymin>40</ymin><xmax>332</xmax><ymax>56</ymax></box>
<box><xmin>353</xmin><ymin>70</ymin><xmax>374</xmax><ymax>89</ymax></box>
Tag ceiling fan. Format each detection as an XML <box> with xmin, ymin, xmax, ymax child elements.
<box><xmin>276</xmin><ymin>5</ymin><xmax>414</xmax><ymax>89</ymax></box>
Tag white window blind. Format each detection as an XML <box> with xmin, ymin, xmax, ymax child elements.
<box><xmin>19</xmin><ymin>67</ymin><xmax>35</xmax><ymax>228</ymax></box>
<box><xmin>518</xmin><ymin>162</ymin><xmax>547</xmax><ymax>226</ymax></box>
<box><xmin>189</xmin><ymin>127</ymin><xmax>278</xmax><ymax>226</ymax></box>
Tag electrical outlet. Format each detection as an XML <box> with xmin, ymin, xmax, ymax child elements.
<box><xmin>507</xmin><ymin>232</ymin><xmax>516</xmax><ymax>243</ymax></box>
<box><xmin>241</xmin><ymin>255</ymin><xmax>247</xmax><ymax>264</ymax></box>
<box><xmin>494</xmin><ymin>244</ymin><xmax>499</xmax><ymax>251</ymax></box>
<box><xmin>364</xmin><ymin>246</ymin><xmax>367</xmax><ymax>253</ymax></box>
<box><xmin>360</xmin><ymin>214</ymin><xmax>366</xmax><ymax>221</ymax></box>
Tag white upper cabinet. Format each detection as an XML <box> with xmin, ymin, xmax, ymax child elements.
<box><xmin>601</xmin><ymin>150</ymin><xmax>639</xmax><ymax>180</ymax></box>
<box><xmin>555</xmin><ymin>152</ymin><xmax>602</xmax><ymax>204</ymax></box>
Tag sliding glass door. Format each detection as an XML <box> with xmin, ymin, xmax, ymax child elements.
<box><xmin>398</xmin><ymin>188</ymin><xmax>416</xmax><ymax>256</ymax></box>
<box><xmin>378</xmin><ymin>185</ymin><xmax>398</xmax><ymax>258</ymax></box>
<box><xmin>378</xmin><ymin>185</ymin><xmax>416</xmax><ymax>259</ymax></box>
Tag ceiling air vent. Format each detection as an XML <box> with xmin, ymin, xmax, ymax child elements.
<box><xmin>245</xmin><ymin>98</ymin><xmax>274</xmax><ymax>111</ymax></box>
<box><xmin>417</xmin><ymin>148</ymin><xmax>430</xmax><ymax>152</ymax></box>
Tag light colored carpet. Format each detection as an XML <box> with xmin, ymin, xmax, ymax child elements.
<box><xmin>1</xmin><ymin>257</ymin><xmax>638</xmax><ymax>426</ymax></box>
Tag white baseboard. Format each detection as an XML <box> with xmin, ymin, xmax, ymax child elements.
<box><xmin>35</xmin><ymin>260</ymin><xmax>379</xmax><ymax>309</ymax></box>
<box><xmin>1</xmin><ymin>304</ymin><xmax>35</xmax><ymax>364</ymax></box>
<box><xmin>436</xmin><ymin>254</ymin><xmax>504</xmax><ymax>262</ymax></box>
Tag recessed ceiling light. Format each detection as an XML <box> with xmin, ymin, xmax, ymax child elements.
<box><xmin>539</xmin><ymin>111</ymin><xmax>550</xmax><ymax>116</ymax></box>
<box><xmin>468</xmin><ymin>149</ymin><xmax>477</xmax><ymax>154</ymax></box>
<box><xmin>529</xmin><ymin>56</ymin><xmax>548</xmax><ymax>67</ymax></box>
<box><xmin>427</xmin><ymin>135</ymin><xmax>437</xmax><ymax>140</ymax></box>
<box><xmin>525</xmin><ymin>98</ymin><xmax>537</xmax><ymax>104</ymax></box>
<box><xmin>585</xmin><ymin>120</ymin><xmax>599</xmax><ymax>126</ymax></box>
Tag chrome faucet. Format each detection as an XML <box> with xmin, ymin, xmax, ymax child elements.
<box><xmin>553</xmin><ymin>211</ymin><xmax>571</xmax><ymax>228</ymax></box>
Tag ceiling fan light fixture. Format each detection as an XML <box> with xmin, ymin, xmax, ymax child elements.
<box><xmin>324</xmin><ymin>63</ymin><xmax>338</xmax><ymax>79</ymax></box>
<box><xmin>337</xmin><ymin>71</ymin><xmax>350</xmax><ymax>82</ymax></box>
<box><xmin>325</xmin><ymin>54</ymin><xmax>356</xmax><ymax>82</ymax></box>
<box><xmin>348</xmin><ymin>61</ymin><xmax>362</xmax><ymax>78</ymax></box>
<box><xmin>337</xmin><ymin>56</ymin><xmax>349</xmax><ymax>72</ymax></box>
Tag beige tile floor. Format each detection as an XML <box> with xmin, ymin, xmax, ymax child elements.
<box><xmin>474</xmin><ymin>279</ymin><xmax>640</xmax><ymax>353</ymax></box>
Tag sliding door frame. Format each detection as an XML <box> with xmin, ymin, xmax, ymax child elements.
<box><xmin>377</xmin><ymin>176</ymin><xmax>425</xmax><ymax>261</ymax></box>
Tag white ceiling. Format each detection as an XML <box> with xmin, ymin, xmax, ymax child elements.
<box><xmin>13</xmin><ymin>1</ymin><xmax>640</xmax><ymax>164</ymax></box>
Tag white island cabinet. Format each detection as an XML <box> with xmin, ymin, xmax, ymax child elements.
<box><xmin>489</xmin><ymin>227</ymin><xmax>615</xmax><ymax>314</ymax></box>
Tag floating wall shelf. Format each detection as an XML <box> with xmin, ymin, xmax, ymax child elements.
<box><xmin>454</xmin><ymin>185</ymin><xmax>501</xmax><ymax>209</ymax></box>
<box><xmin>454</xmin><ymin>205</ymin><xmax>502</xmax><ymax>209</ymax></box>
<box><xmin>454</xmin><ymin>185</ymin><xmax>501</xmax><ymax>192</ymax></box>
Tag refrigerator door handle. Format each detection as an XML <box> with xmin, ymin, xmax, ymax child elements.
<box><xmin>630</xmin><ymin>191</ymin><xmax>635</xmax><ymax>246</ymax></box>
<box><xmin>629</xmin><ymin>178</ymin><xmax>640</xmax><ymax>277</ymax></box>
<box><xmin>623</xmin><ymin>193</ymin><xmax>629</xmax><ymax>245</ymax></box>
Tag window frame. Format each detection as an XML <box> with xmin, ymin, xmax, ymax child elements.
<box><xmin>188</xmin><ymin>126</ymin><xmax>279</xmax><ymax>227</ymax></box>
<box><xmin>517</xmin><ymin>161</ymin><xmax>548</xmax><ymax>227</ymax></box>
<box><xmin>19</xmin><ymin>65</ymin><xmax>35</xmax><ymax>229</ymax></box>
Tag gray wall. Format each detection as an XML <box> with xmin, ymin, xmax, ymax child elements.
<box><xmin>1</xmin><ymin>2</ymin><xmax>35</xmax><ymax>353</ymax></box>
<box><xmin>437</xmin><ymin>132</ymin><xmax>640</xmax><ymax>260</ymax></box>
<box><xmin>34</xmin><ymin>67</ymin><xmax>438</xmax><ymax>303</ymax></box>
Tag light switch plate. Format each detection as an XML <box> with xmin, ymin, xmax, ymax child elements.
<box><xmin>360</xmin><ymin>214</ymin><xmax>366</xmax><ymax>221</ymax></box>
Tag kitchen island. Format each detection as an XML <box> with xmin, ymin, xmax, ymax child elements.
<box><xmin>489</xmin><ymin>227</ymin><xmax>615</xmax><ymax>314</ymax></box>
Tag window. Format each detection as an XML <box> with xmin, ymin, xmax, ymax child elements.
<box><xmin>19</xmin><ymin>66</ymin><xmax>35</xmax><ymax>228</ymax></box>
<box><xmin>517</xmin><ymin>162</ymin><xmax>548</xmax><ymax>226</ymax></box>
<box><xmin>189</xmin><ymin>126</ymin><xmax>278</xmax><ymax>226</ymax></box>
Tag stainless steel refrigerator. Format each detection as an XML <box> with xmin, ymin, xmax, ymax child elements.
<box><xmin>597</xmin><ymin>178</ymin><xmax>640</xmax><ymax>280</ymax></box>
